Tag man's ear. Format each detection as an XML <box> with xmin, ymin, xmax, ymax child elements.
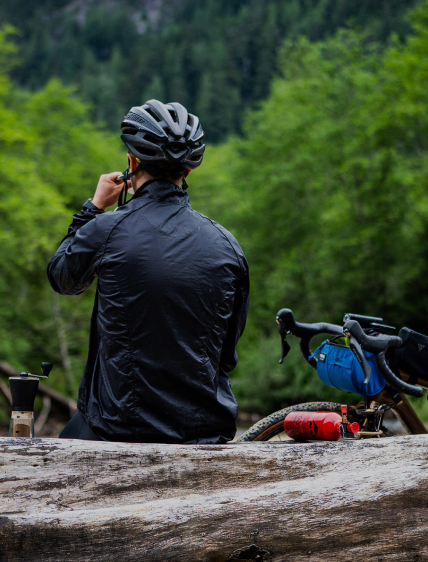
<box><xmin>127</xmin><ymin>153</ymin><xmax>138</xmax><ymax>173</ymax></box>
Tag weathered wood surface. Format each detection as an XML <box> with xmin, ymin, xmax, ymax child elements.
<box><xmin>1</xmin><ymin>436</ymin><xmax>428</xmax><ymax>561</ymax></box>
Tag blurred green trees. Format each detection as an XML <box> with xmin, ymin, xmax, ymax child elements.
<box><xmin>190</xmin><ymin>1</ymin><xmax>428</xmax><ymax>414</ymax></box>
<box><xmin>2</xmin><ymin>0</ymin><xmax>428</xmax><ymax>423</ymax></box>
<box><xmin>0</xmin><ymin>0</ymin><xmax>419</xmax><ymax>141</ymax></box>
<box><xmin>0</xmin><ymin>30</ymin><xmax>125</xmax><ymax>401</ymax></box>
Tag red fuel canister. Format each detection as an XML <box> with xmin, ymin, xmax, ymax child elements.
<box><xmin>283</xmin><ymin>411</ymin><xmax>359</xmax><ymax>441</ymax></box>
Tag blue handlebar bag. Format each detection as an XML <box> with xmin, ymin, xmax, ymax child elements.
<box><xmin>310</xmin><ymin>339</ymin><xmax>386</xmax><ymax>396</ymax></box>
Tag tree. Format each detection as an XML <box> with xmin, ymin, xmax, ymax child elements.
<box><xmin>3</xmin><ymin>0</ymin><xmax>419</xmax><ymax>141</ymax></box>
<box><xmin>190</xmin><ymin>1</ymin><xmax>428</xmax><ymax>415</ymax></box>
<box><xmin>0</xmin><ymin>31</ymin><xmax>126</xmax><ymax>402</ymax></box>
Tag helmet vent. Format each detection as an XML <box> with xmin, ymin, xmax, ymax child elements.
<box><xmin>143</xmin><ymin>133</ymin><xmax>159</xmax><ymax>145</ymax></box>
<box><xmin>126</xmin><ymin>112</ymin><xmax>160</xmax><ymax>136</ymax></box>
<box><xmin>135</xmin><ymin>146</ymin><xmax>157</xmax><ymax>157</ymax></box>
<box><xmin>122</xmin><ymin>127</ymin><xmax>138</xmax><ymax>135</ymax></box>
<box><xmin>121</xmin><ymin>101</ymin><xmax>205</xmax><ymax>171</ymax></box>
<box><xmin>145</xmin><ymin>107</ymin><xmax>161</xmax><ymax>122</ymax></box>
<box><xmin>193</xmin><ymin>123</ymin><xmax>204</xmax><ymax>140</ymax></box>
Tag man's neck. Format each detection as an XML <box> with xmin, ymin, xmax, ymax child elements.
<box><xmin>131</xmin><ymin>172</ymin><xmax>182</xmax><ymax>192</ymax></box>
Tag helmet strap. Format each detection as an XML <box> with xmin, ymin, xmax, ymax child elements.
<box><xmin>118</xmin><ymin>159</ymin><xmax>189</xmax><ymax>204</ymax></box>
<box><xmin>118</xmin><ymin>158</ymin><xmax>144</xmax><ymax>207</ymax></box>
<box><xmin>181</xmin><ymin>168</ymin><xmax>190</xmax><ymax>190</ymax></box>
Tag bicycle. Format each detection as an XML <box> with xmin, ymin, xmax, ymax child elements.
<box><xmin>237</xmin><ymin>309</ymin><xmax>427</xmax><ymax>442</ymax></box>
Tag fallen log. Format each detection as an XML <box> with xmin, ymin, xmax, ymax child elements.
<box><xmin>1</xmin><ymin>435</ymin><xmax>428</xmax><ymax>561</ymax></box>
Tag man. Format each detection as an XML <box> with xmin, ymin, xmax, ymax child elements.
<box><xmin>47</xmin><ymin>99</ymin><xmax>249</xmax><ymax>443</ymax></box>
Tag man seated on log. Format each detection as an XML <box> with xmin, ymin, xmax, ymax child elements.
<box><xmin>47</xmin><ymin>100</ymin><xmax>249</xmax><ymax>444</ymax></box>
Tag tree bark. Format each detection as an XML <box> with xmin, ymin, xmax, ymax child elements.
<box><xmin>1</xmin><ymin>435</ymin><xmax>428</xmax><ymax>561</ymax></box>
<box><xmin>51</xmin><ymin>291</ymin><xmax>74</xmax><ymax>394</ymax></box>
<box><xmin>0</xmin><ymin>377</ymin><xmax>11</xmax><ymax>404</ymax></box>
<box><xmin>34</xmin><ymin>395</ymin><xmax>52</xmax><ymax>435</ymax></box>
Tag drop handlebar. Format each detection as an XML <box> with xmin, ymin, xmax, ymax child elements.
<box><xmin>276</xmin><ymin>308</ymin><xmax>423</xmax><ymax>398</ymax></box>
<box><xmin>343</xmin><ymin>320</ymin><xmax>423</xmax><ymax>398</ymax></box>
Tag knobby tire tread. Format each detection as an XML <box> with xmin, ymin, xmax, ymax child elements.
<box><xmin>237</xmin><ymin>401</ymin><xmax>343</xmax><ymax>442</ymax></box>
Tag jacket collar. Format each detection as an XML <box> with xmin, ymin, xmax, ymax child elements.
<box><xmin>131</xmin><ymin>179</ymin><xmax>189</xmax><ymax>207</ymax></box>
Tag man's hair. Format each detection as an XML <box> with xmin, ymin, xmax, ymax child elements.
<box><xmin>141</xmin><ymin>161</ymin><xmax>187</xmax><ymax>180</ymax></box>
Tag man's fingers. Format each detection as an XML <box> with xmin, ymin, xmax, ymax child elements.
<box><xmin>100</xmin><ymin>173</ymin><xmax>133</xmax><ymax>186</ymax></box>
<box><xmin>114</xmin><ymin>178</ymin><xmax>132</xmax><ymax>187</ymax></box>
<box><xmin>101</xmin><ymin>171</ymin><xmax>123</xmax><ymax>183</ymax></box>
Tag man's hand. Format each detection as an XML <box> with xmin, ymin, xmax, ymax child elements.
<box><xmin>92</xmin><ymin>172</ymin><xmax>131</xmax><ymax>210</ymax></box>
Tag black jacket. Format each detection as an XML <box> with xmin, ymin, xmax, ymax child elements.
<box><xmin>47</xmin><ymin>179</ymin><xmax>249</xmax><ymax>443</ymax></box>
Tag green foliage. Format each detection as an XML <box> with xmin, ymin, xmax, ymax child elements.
<box><xmin>190</xmin><ymin>1</ymin><xmax>428</xmax><ymax>416</ymax></box>
<box><xmin>0</xmin><ymin>0</ymin><xmax>419</xmax><ymax>141</ymax></box>
<box><xmin>0</xmin><ymin>30</ymin><xmax>127</xmax><ymax>400</ymax></box>
<box><xmin>3</xmin><ymin>0</ymin><xmax>428</xmax><ymax>426</ymax></box>
<box><xmin>24</xmin><ymin>79</ymin><xmax>125</xmax><ymax>209</ymax></box>
<box><xmin>230</xmin><ymin>334</ymin><xmax>358</xmax><ymax>414</ymax></box>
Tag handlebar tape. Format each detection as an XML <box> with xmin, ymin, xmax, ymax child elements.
<box><xmin>344</xmin><ymin>320</ymin><xmax>423</xmax><ymax>398</ymax></box>
<box><xmin>348</xmin><ymin>334</ymin><xmax>371</xmax><ymax>385</ymax></box>
<box><xmin>277</xmin><ymin>310</ymin><xmax>424</xmax><ymax>397</ymax></box>
<box><xmin>277</xmin><ymin>309</ymin><xmax>343</xmax><ymax>339</ymax></box>
<box><xmin>343</xmin><ymin>320</ymin><xmax>402</xmax><ymax>352</ymax></box>
<box><xmin>375</xmin><ymin>351</ymin><xmax>423</xmax><ymax>397</ymax></box>
<box><xmin>277</xmin><ymin>308</ymin><xmax>343</xmax><ymax>370</ymax></box>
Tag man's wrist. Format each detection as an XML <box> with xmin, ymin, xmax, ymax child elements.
<box><xmin>83</xmin><ymin>199</ymin><xmax>105</xmax><ymax>213</ymax></box>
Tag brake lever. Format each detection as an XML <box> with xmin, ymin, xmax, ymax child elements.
<box><xmin>346</xmin><ymin>332</ymin><xmax>372</xmax><ymax>386</ymax></box>
<box><xmin>277</xmin><ymin>319</ymin><xmax>291</xmax><ymax>364</ymax></box>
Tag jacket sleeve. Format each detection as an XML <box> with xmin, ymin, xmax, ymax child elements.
<box><xmin>219</xmin><ymin>255</ymin><xmax>250</xmax><ymax>373</ymax></box>
<box><xmin>47</xmin><ymin>204</ymin><xmax>109</xmax><ymax>296</ymax></box>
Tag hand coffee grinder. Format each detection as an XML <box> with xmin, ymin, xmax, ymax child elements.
<box><xmin>9</xmin><ymin>362</ymin><xmax>53</xmax><ymax>438</ymax></box>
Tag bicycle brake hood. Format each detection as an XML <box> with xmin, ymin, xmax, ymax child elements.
<box><xmin>277</xmin><ymin>318</ymin><xmax>291</xmax><ymax>364</ymax></box>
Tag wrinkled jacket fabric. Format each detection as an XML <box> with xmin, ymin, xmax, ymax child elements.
<box><xmin>47</xmin><ymin>179</ymin><xmax>249</xmax><ymax>443</ymax></box>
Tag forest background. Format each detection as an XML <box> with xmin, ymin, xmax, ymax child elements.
<box><xmin>1</xmin><ymin>0</ymin><xmax>428</xmax><ymax>426</ymax></box>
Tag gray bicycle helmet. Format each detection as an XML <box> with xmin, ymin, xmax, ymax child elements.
<box><xmin>120</xmin><ymin>99</ymin><xmax>205</xmax><ymax>172</ymax></box>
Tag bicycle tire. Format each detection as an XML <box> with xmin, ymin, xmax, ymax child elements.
<box><xmin>236</xmin><ymin>402</ymin><xmax>343</xmax><ymax>442</ymax></box>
